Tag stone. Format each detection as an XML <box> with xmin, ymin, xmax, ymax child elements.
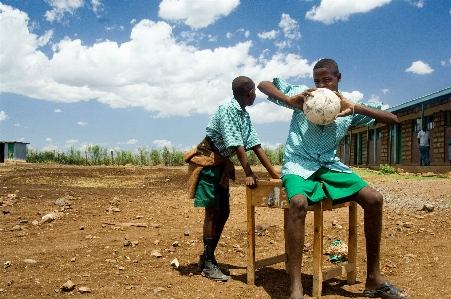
<box><xmin>170</xmin><ymin>258</ymin><xmax>179</xmax><ymax>268</ymax></box>
<box><xmin>151</xmin><ymin>250</ymin><xmax>162</xmax><ymax>258</ymax></box>
<box><xmin>23</xmin><ymin>259</ymin><xmax>37</xmax><ymax>264</ymax></box>
<box><xmin>61</xmin><ymin>280</ymin><xmax>75</xmax><ymax>292</ymax></box>
<box><xmin>78</xmin><ymin>286</ymin><xmax>91</xmax><ymax>294</ymax></box>
<box><xmin>421</xmin><ymin>204</ymin><xmax>434</xmax><ymax>212</ymax></box>
<box><xmin>153</xmin><ymin>287</ymin><xmax>166</xmax><ymax>294</ymax></box>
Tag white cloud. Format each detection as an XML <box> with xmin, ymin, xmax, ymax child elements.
<box><xmin>279</xmin><ymin>14</ymin><xmax>301</xmax><ymax>41</ymax></box>
<box><xmin>153</xmin><ymin>139</ymin><xmax>173</xmax><ymax>148</ymax></box>
<box><xmin>77</xmin><ymin>121</ymin><xmax>88</xmax><ymax>126</ymax></box>
<box><xmin>14</xmin><ymin>123</ymin><xmax>21</xmax><ymax>127</ymax></box>
<box><xmin>37</xmin><ymin>30</ymin><xmax>53</xmax><ymax>47</ymax></box>
<box><xmin>258</xmin><ymin>30</ymin><xmax>279</xmax><ymax>40</ymax></box>
<box><xmin>441</xmin><ymin>59</ymin><xmax>451</xmax><ymax>67</ymax></box>
<box><xmin>405</xmin><ymin>0</ymin><xmax>424</xmax><ymax>8</ymax></box>
<box><xmin>158</xmin><ymin>0</ymin><xmax>240</xmax><ymax>29</ymax></box>
<box><xmin>237</xmin><ymin>28</ymin><xmax>250</xmax><ymax>38</ymax></box>
<box><xmin>117</xmin><ymin>139</ymin><xmax>138</xmax><ymax>145</ymax></box>
<box><xmin>381</xmin><ymin>89</ymin><xmax>389</xmax><ymax>94</ymax></box>
<box><xmin>0</xmin><ymin>111</ymin><xmax>8</xmax><ymax>120</ymax></box>
<box><xmin>405</xmin><ymin>61</ymin><xmax>434</xmax><ymax>74</ymax></box>
<box><xmin>54</xmin><ymin>109</ymin><xmax>61</xmax><ymax>112</ymax></box>
<box><xmin>342</xmin><ymin>90</ymin><xmax>364</xmax><ymax>101</ymax></box>
<box><xmin>260</xmin><ymin>141</ymin><xmax>284</xmax><ymax>150</ymax></box>
<box><xmin>91</xmin><ymin>0</ymin><xmax>103</xmax><ymax>15</ymax></box>
<box><xmin>66</xmin><ymin>139</ymin><xmax>78</xmax><ymax>144</ymax></box>
<box><xmin>46</xmin><ymin>138</ymin><xmax>53</xmax><ymax>142</ymax></box>
<box><xmin>42</xmin><ymin>144</ymin><xmax>58</xmax><ymax>151</ymax></box>
<box><xmin>44</xmin><ymin>0</ymin><xmax>84</xmax><ymax>22</ymax></box>
<box><xmin>247</xmin><ymin>102</ymin><xmax>293</xmax><ymax>124</ymax></box>
<box><xmin>306</xmin><ymin>0</ymin><xmax>392</xmax><ymax>24</ymax></box>
<box><xmin>226</xmin><ymin>32</ymin><xmax>233</xmax><ymax>39</ymax></box>
<box><xmin>368</xmin><ymin>95</ymin><xmax>380</xmax><ymax>103</ymax></box>
<box><xmin>0</xmin><ymin>4</ymin><xmax>314</xmax><ymax>121</ymax></box>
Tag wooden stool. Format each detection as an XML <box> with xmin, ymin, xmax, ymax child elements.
<box><xmin>246</xmin><ymin>180</ymin><xmax>357</xmax><ymax>298</ymax></box>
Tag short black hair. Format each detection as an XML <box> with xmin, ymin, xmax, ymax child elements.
<box><xmin>313</xmin><ymin>58</ymin><xmax>339</xmax><ymax>75</ymax></box>
<box><xmin>232</xmin><ymin>76</ymin><xmax>254</xmax><ymax>99</ymax></box>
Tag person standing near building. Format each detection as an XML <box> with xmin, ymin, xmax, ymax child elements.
<box><xmin>417</xmin><ymin>125</ymin><xmax>430</xmax><ymax>166</ymax></box>
<box><xmin>448</xmin><ymin>138</ymin><xmax>451</xmax><ymax>165</ymax></box>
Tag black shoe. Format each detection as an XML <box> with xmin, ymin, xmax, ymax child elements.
<box><xmin>198</xmin><ymin>254</ymin><xmax>230</xmax><ymax>276</ymax></box>
<box><xmin>201</xmin><ymin>261</ymin><xmax>228</xmax><ymax>281</ymax></box>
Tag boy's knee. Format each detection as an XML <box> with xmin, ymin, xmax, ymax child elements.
<box><xmin>359</xmin><ymin>188</ymin><xmax>383</xmax><ymax>208</ymax></box>
<box><xmin>289</xmin><ymin>195</ymin><xmax>308</xmax><ymax>216</ymax></box>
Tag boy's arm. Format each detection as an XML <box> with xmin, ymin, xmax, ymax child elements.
<box><xmin>335</xmin><ymin>93</ymin><xmax>398</xmax><ymax>126</ymax></box>
<box><xmin>235</xmin><ymin>146</ymin><xmax>258</xmax><ymax>189</ymax></box>
<box><xmin>252</xmin><ymin>145</ymin><xmax>280</xmax><ymax>179</ymax></box>
<box><xmin>257</xmin><ymin>81</ymin><xmax>314</xmax><ymax>110</ymax></box>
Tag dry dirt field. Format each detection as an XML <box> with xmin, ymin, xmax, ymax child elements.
<box><xmin>1</xmin><ymin>163</ymin><xmax>451</xmax><ymax>299</ymax></box>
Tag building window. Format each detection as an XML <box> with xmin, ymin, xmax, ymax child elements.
<box><xmin>426</xmin><ymin>116</ymin><xmax>434</xmax><ymax>129</ymax></box>
<box><xmin>413</xmin><ymin>118</ymin><xmax>421</xmax><ymax>132</ymax></box>
<box><xmin>376</xmin><ymin>128</ymin><xmax>382</xmax><ymax>139</ymax></box>
<box><xmin>445</xmin><ymin>110</ymin><xmax>451</xmax><ymax>126</ymax></box>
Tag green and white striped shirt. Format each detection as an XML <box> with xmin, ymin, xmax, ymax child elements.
<box><xmin>267</xmin><ymin>78</ymin><xmax>379</xmax><ymax>179</ymax></box>
<box><xmin>206</xmin><ymin>98</ymin><xmax>260</xmax><ymax>158</ymax></box>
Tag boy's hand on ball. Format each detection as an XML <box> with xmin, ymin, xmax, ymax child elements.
<box><xmin>289</xmin><ymin>88</ymin><xmax>316</xmax><ymax>109</ymax></box>
<box><xmin>335</xmin><ymin>92</ymin><xmax>354</xmax><ymax>118</ymax></box>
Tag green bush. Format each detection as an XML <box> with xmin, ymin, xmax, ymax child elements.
<box><xmin>27</xmin><ymin>144</ymin><xmax>285</xmax><ymax>167</ymax></box>
<box><xmin>379</xmin><ymin>164</ymin><xmax>396</xmax><ymax>175</ymax></box>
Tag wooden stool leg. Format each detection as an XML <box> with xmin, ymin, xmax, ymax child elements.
<box><xmin>284</xmin><ymin>208</ymin><xmax>289</xmax><ymax>273</ymax></box>
<box><xmin>247</xmin><ymin>188</ymin><xmax>256</xmax><ymax>284</ymax></box>
<box><xmin>312</xmin><ymin>202</ymin><xmax>323</xmax><ymax>298</ymax></box>
<box><xmin>347</xmin><ymin>202</ymin><xmax>357</xmax><ymax>284</ymax></box>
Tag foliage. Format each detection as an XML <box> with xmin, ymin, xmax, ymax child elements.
<box><xmin>26</xmin><ymin>144</ymin><xmax>286</xmax><ymax>167</ymax></box>
<box><xmin>379</xmin><ymin>164</ymin><xmax>396</xmax><ymax>175</ymax></box>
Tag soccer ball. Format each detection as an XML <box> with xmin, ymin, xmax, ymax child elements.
<box><xmin>303</xmin><ymin>88</ymin><xmax>341</xmax><ymax>125</ymax></box>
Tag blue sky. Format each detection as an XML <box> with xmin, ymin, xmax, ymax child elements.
<box><xmin>0</xmin><ymin>0</ymin><xmax>450</xmax><ymax>153</ymax></box>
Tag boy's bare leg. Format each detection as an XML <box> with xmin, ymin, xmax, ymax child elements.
<box><xmin>203</xmin><ymin>207</ymin><xmax>220</xmax><ymax>237</ymax></box>
<box><xmin>214</xmin><ymin>207</ymin><xmax>230</xmax><ymax>241</ymax></box>
<box><xmin>353</xmin><ymin>186</ymin><xmax>385</xmax><ymax>289</ymax></box>
<box><xmin>287</xmin><ymin>195</ymin><xmax>308</xmax><ymax>299</ymax></box>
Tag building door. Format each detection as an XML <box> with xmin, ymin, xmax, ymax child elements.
<box><xmin>355</xmin><ymin>132</ymin><xmax>362</xmax><ymax>165</ymax></box>
<box><xmin>395</xmin><ymin>124</ymin><xmax>402</xmax><ymax>164</ymax></box>
<box><xmin>7</xmin><ymin>143</ymin><xmax>14</xmax><ymax>160</ymax></box>
<box><xmin>0</xmin><ymin>143</ymin><xmax>4</xmax><ymax>163</ymax></box>
<box><xmin>446</xmin><ymin>126</ymin><xmax>451</xmax><ymax>164</ymax></box>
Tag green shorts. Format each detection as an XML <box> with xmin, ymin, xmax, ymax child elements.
<box><xmin>194</xmin><ymin>165</ymin><xmax>230</xmax><ymax>208</ymax></box>
<box><xmin>282</xmin><ymin>167</ymin><xmax>368</xmax><ymax>206</ymax></box>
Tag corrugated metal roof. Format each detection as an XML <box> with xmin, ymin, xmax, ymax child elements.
<box><xmin>387</xmin><ymin>86</ymin><xmax>451</xmax><ymax>113</ymax></box>
<box><xmin>0</xmin><ymin>141</ymin><xmax>30</xmax><ymax>144</ymax></box>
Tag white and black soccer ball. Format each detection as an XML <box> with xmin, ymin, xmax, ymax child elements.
<box><xmin>303</xmin><ymin>88</ymin><xmax>341</xmax><ymax>125</ymax></box>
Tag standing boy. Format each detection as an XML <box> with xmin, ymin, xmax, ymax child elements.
<box><xmin>185</xmin><ymin>76</ymin><xmax>280</xmax><ymax>281</ymax></box>
<box><xmin>417</xmin><ymin>125</ymin><xmax>430</xmax><ymax>166</ymax></box>
<box><xmin>258</xmin><ymin>59</ymin><xmax>410</xmax><ymax>299</ymax></box>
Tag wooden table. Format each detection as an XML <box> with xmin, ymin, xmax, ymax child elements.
<box><xmin>246</xmin><ymin>180</ymin><xmax>357</xmax><ymax>297</ymax></box>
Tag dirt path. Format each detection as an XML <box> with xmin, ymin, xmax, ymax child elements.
<box><xmin>1</xmin><ymin>164</ymin><xmax>450</xmax><ymax>298</ymax></box>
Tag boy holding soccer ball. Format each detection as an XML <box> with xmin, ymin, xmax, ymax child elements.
<box><xmin>185</xmin><ymin>76</ymin><xmax>280</xmax><ymax>281</ymax></box>
<box><xmin>258</xmin><ymin>59</ymin><xmax>410</xmax><ymax>299</ymax></box>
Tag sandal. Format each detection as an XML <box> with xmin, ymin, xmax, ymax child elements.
<box><xmin>363</xmin><ymin>282</ymin><xmax>410</xmax><ymax>299</ymax></box>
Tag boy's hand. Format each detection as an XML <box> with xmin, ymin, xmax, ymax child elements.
<box><xmin>334</xmin><ymin>92</ymin><xmax>355</xmax><ymax>118</ymax></box>
<box><xmin>288</xmin><ymin>88</ymin><xmax>316</xmax><ymax>110</ymax></box>
<box><xmin>246</xmin><ymin>174</ymin><xmax>258</xmax><ymax>189</ymax></box>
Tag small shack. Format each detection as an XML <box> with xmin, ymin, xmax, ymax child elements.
<box><xmin>0</xmin><ymin>141</ymin><xmax>29</xmax><ymax>163</ymax></box>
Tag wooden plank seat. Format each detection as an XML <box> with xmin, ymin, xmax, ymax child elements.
<box><xmin>246</xmin><ymin>180</ymin><xmax>357</xmax><ymax>297</ymax></box>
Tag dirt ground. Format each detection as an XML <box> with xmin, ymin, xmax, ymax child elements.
<box><xmin>1</xmin><ymin>163</ymin><xmax>450</xmax><ymax>299</ymax></box>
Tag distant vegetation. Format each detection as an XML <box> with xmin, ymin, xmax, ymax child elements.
<box><xmin>26</xmin><ymin>145</ymin><xmax>286</xmax><ymax>167</ymax></box>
